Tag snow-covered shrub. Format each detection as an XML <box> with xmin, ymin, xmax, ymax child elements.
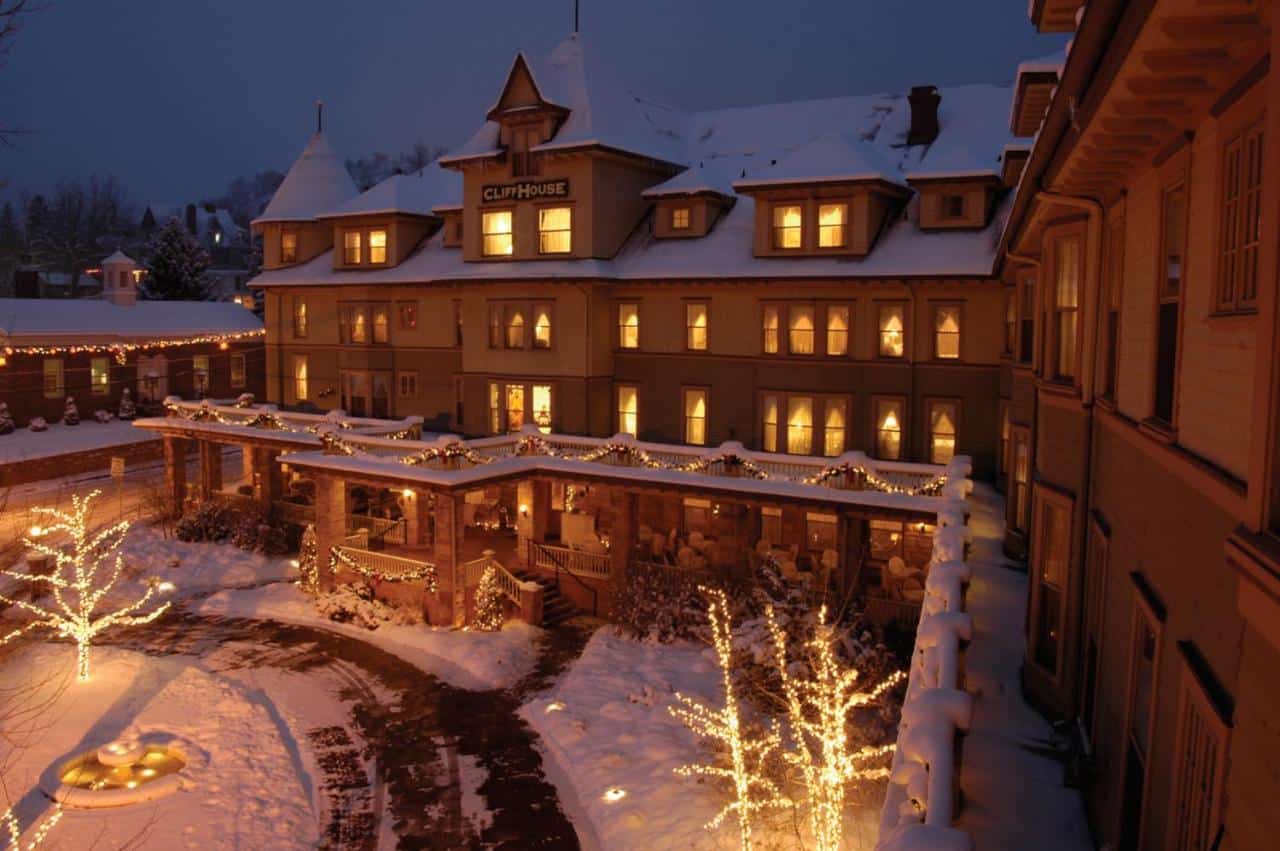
<box><xmin>93</xmin><ymin>409</ymin><xmax>113</xmax><ymax>424</ymax></box>
<box><xmin>27</xmin><ymin>417</ymin><xmax>47</xmax><ymax>432</ymax></box>
<box><xmin>0</xmin><ymin>403</ymin><xmax>14</xmax><ymax>435</ymax></box>
<box><xmin>175</xmin><ymin>502</ymin><xmax>234</xmax><ymax>543</ymax></box>
<box><xmin>62</xmin><ymin>396</ymin><xmax>79</xmax><ymax>426</ymax></box>
<box><xmin>117</xmin><ymin>388</ymin><xmax>137</xmax><ymax>420</ymax></box>
<box><xmin>231</xmin><ymin>505</ymin><xmax>288</xmax><ymax>556</ymax></box>
<box><xmin>315</xmin><ymin>584</ymin><xmax>422</xmax><ymax>630</ymax></box>
<box><xmin>234</xmin><ymin>393</ymin><xmax>255</xmax><ymax>408</ymax></box>
<box><xmin>612</xmin><ymin>560</ymin><xmax>716</xmax><ymax>643</ymax></box>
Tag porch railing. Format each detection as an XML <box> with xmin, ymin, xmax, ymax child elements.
<box><xmin>346</xmin><ymin>514</ymin><xmax>406</xmax><ymax>545</ymax></box>
<box><xmin>273</xmin><ymin>500</ymin><xmax>316</xmax><ymax>526</ymax></box>
<box><xmin>528</xmin><ymin>540</ymin><xmax>610</xmax><ymax>580</ymax></box>
<box><xmin>342</xmin><ymin>529</ymin><xmax>370</xmax><ymax>549</ymax></box>
<box><xmin>864</xmin><ymin>596</ymin><xmax>924</xmax><ymax>630</ymax></box>
<box><xmin>463</xmin><ymin>551</ymin><xmax>528</xmax><ymax>606</ymax></box>
<box><xmin>332</xmin><ymin>543</ymin><xmax>434</xmax><ymax>581</ymax></box>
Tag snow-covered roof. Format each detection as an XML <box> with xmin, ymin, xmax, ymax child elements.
<box><xmin>0</xmin><ymin>299</ymin><xmax>264</xmax><ymax>341</ymax></box>
<box><xmin>102</xmin><ymin>249</ymin><xmax>135</xmax><ymax>266</ymax></box>
<box><xmin>733</xmin><ymin>132</ymin><xmax>904</xmax><ymax>190</ymax></box>
<box><xmin>1016</xmin><ymin>47</ymin><xmax>1067</xmax><ymax>78</ymax></box>
<box><xmin>253</xmin><ymin>132</ymin><xmax>359</xmax><ymax>225</ymax></box>
<box><xmin>318</xmin><ymin>162</ymin><xmax>461</xmax><ymax>219</ymax></box>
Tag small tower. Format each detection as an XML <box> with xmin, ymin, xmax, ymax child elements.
<box><xmin>101</xmin><ymin>249</ymin><xmax>138</xmax><ymax>307</ymax></box>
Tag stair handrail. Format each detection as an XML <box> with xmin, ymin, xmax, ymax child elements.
<box><xmin>529</xmin><ymin>539</ymin><xmax>598</xmax><ymax>617</ymax></box>
<box><xmin>463</xmin><ymin>550</ymin><xmax>530</xmax><ymax>607</ymax></box>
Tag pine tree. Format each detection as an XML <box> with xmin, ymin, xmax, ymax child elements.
<box><xmin>117</xmin><ymin>387</ymin><xmax>136</xmax><ymax>420</ymax></box>
<box><xmin>23</xmin><ymin>194</ymin><xmax>48</xmax><ymax>250</ymax></box>
<box><xmin>0</xmin><ymin>202</ymin><xmax>21</xmax><ymax>260</ymax></box>
<box><xmin>62</xmin><ymin>396</ymin><xmax>79</xmax><ymax>426</ymax></box>
<box><xmin>142</xmin><ymin>219</ymin><xmax>210</xmax><ymax>301</ymax></box>
<box><xmin>0</xmin><ymin>402</ymin><xmax>14</xmax><ymax>435</ymax></box>
<box><xmin>472</xmin><ymin>566</ymin><xmax>506</xmax><ymax>631</ymax></box>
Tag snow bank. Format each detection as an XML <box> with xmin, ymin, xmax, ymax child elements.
<box><xmin>193</xmin><ymin>582</ymin><xmax>539</xmax><ymax>690</ymax></box>
<box><xmin>875</xmin><ymin>468</ymin><xmax>976</xmax><ymax>851</ymax></box>
<box><xmin>0</xmin><ymin>419</ymin><xmax>157</xmax><ymax>464</ymax></box>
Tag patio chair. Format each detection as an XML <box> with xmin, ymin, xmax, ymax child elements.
<box><xmin>886</xmin><ymin>556</ymin><xmax>925</xmax><ymax>602</ymax></box>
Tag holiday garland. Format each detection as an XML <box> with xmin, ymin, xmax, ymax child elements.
<box><xmin>4</xmin><ymin>329</ymin><xmax>265</xmax><ymax>365</ymax></box>
<box><xmin>329</xmin><ymin>545</ymin><xmax>439</xmax><ymax>590</ymax></box>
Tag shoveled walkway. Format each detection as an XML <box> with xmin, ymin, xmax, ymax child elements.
<box><xmin>954</xmin><ymin>484</ymin><xmax>1092</xmax><ymax>850</ymax></box>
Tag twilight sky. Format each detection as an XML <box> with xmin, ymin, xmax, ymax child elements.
<box><xmin>0</xmin><ymin>0</ymin><xmax>1063</xmax><ymax>207</ymax></box>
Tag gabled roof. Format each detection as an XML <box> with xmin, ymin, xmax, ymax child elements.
<box><xmin>732</xmin><ymin>132</ymin><xmax>904</xmax><ymax>191</ymax></box>
<box><xmin>253</xmin><ymin>132</ymin><xmax>358</xmax><ymax>225</ymax></box>
<box><xmin>318</xmin><ymin>162</ymin><xmax>461</xmax><ymax>219</ymax></box>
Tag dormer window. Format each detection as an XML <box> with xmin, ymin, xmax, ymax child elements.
<box><xmin>483</xmin><ymin>211</ymin><xmax>514</xmax><ymax>256</ymax></box>
<box><xmin>538</xmin><ymin>207</ymin><xmax>572</xmax><ymax>254</ymax></box>
<box><xmin>344</xmin><ymin>231</ymin><xmax>362</xmax><ymax>264</ymax></box>
<box><xmin>942</xmin><ymin>194</ymin><xmax>966</xmax><ymax>219</ymax></box>
<box><xmin>818</xmin><ymin>204</ymin><xmax>848</xmax><ymax>247</ymax></box>
<box><xmin>510</xmin><ymin>125</ymin><xmax>541</xmax><ymax>177</ymax></box>
<box><xmin>773</xmin><ymin>205</ymin><xmax>803</xmax><ymax>249</ymax></box>
<box><xmin>672</xmin><ymin>207</ymin><xmax>691</xmax><ymax>229</ymax></box>
<box><xmin>369</xmin><ymin>229</ymin><xmax>388</xmax><ymax>264</ymax></box>
<box><xmin>281</xmin><ymin>230</ymin><xmax>298</xmax><ymax>264</ymax></box>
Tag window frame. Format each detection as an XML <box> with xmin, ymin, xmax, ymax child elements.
<box><xmin>671</xmin><ymin>207</ymin><xmax>691</xmax><ymax>230</ymax></box>
<box><xmin>343</xmin><ymin>229</ymin><xmax>362</xmax><ymax>265</ymax></box>
<box><xmin>932</xmin><ymin>302</ymin><xmax>963</xmax><ymax>361</ymax></box>
<box><xmin>876</xmin><ymin>301</ymin><xmax>908</xmax><ymax>359</ymax></box>
<box><xmin>292</xmin><ymin>297</ymin><xmax>309</xmax><ymax>339</ymax></box>
<box><xmin>771</xmin><ymin>203</ymin><xmax>804</xmax><ymax>250</ymax></box>
<box><xmin>682</xmin><ymin>386</ymin><xmax>709</xmax><ymax>446</ymax></box>
<box><xmin>1009</xmin><ymin>424</ymin><xmax>1032</xmax><ymax>534</ymax></box>
<box><xmin>616</xmin><ymin>302</ymin><xmax>640</xmax><ymax>350</ymax></box>
<box><xmin>1166</xmin><ymin>642</ymin><xmax>1231</xmax><ymax>851</ymax></box>
<box><xmin>926</xmin><ymin>397</ymin><xmax>961</xmax><ymax>465</ymax></box>
<box><xmin>280</xmin><ymin>229</ymin><xmax>299</xmax><ymax>264</ymax></box>
<box><xmin>825</xmin><ymin>303</ymin><xmax>851</xmax><ymax>357</ymax></box>
<box><xmin>398</xmin><ymin>302</ymin><xmax>418</xmax><ymax>331</ymax></box>
<box><xmin>616</xmin><ymin>383</ymin><xmax>639</xmax><ymax>437</ymax></box>
<box><xmin>786</xmin><ymin>302</ymin><xmax>816</xmax><ymax>356</ymax></box>
<box><xmin>760</xmin><ymin>390</ymin><xmax>850</xmax><ymax>457</ymax></box>
<box><xmin>1215</xmin><ymin>118</ymin><xmax>1263</xmax><ymax>313</ymax></box>
<box><xmin>537</xmin><ymin>205</ymin><xmax>573</xmax><ymax>255</ymax></box>
<box><xmin>532</xmin><ymin>302</ymin><xmax>554</xmax><ymax>350</ymax></box>
<box><xmin>481</xmin><ymin>208</ymin><xmax>515</xmax><ymax>257</ymax></box>
<box><xmin>90</xmin><ymin>356</ymin><xmax>111</xmax><ymax>396</ymax></box>
<box><xmin>817</xmin><ymin>202</ymin><xmax>848</xmax><ymax>249</ymax></box>
<box><xmin>761</xmin><ymin>303</ymin><xmax>781</xmax><ymax>355</ymax></box>
<box><xmin>872</xmin><ymin>395</ymin><xmax>906</xmax><ymax>461</ymax></box>
<box><xmin>941</xmin><ymin>193</ymin><xmax>966</xmax><ymax>219</ymax></box>
<box><xmin>1029</xmin><ymin>484</ymin><xmax>1074</xmax><ymax>679</ymax></box>
<box><xmin>291</xmin><ymin>354</ymin><xmax>309</xmax><ymax>402</ymax></box>
<box><xmin>1152</xmin><ymin>178</ymin><xmax>1188</xmax><ymax>428</ymax></box>
<box><xmin>1081</xmin><ymin>515</ymin><xmax>1110</xmax><ymax>748</ymax></box>
<box><xmin>685</xmin><ymin>301</ymin><xmax>709</xmax><ymax>352</ymax></box>
<box><xmin>397</xmin><ymin>371</ymin><xmax>419</xmax><ymax>399</ymax></box>
<box><xmin>229</xmin><ymin>353</ymin><xmax>247</xmax><ymax>389</ymax></box>
<box><xmin>1120</xmin><ymin>573</ymin><xmax>1165</xmax><ymax>851</ymax></box>
<box><xmin>1049</xmin><ymin>231</ymin><xmax>1083</xmax><ymax>384</ymax></box>
<box><xmin>1101</xmin><ymin>209</ymin><xmax>1125</xmax><ymax>401</ymax></box>
<box><xmin>368</xmin><ymin>228</ymin><xmax>388</xmax><ymax>265</ymax></box>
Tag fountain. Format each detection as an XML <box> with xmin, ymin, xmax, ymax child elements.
<box><xmin>51</xmin><ymin>738</ymin><xmax>193</xmax><ymax>808</ymax></box>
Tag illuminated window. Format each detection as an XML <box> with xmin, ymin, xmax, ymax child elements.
<box><xmin>788</xmin><ymin>305</ymin><xmax>815</xmax><ymax>355</ymax></box>
<box><xmin>785</xmin><ymin>396</ymin><xmax>813</xmax><ymax>455</ymax></box>
<box><xmin>192</xmin><ymin>355</ymin><xmax>210</xmax><ymax>396</ymax></box>
<box><xmin>672</xmin><ymin>207</ymin><xmax>690</xmax><ymax>229</ymax></box>
<box><xmin>878</xmin><ymin>304</ymin><xmax>905</xmax><ymax>358</ymax></box>
<box><xmin>618</xmin><ymin>303</ymin><xmax>639</xmax><ymax>349</ymax></box>
<box><xmin>1019</xmin><ymin>275</ymin><xmax>1036</xmax><ymax>363</ymax></box>
<box><xmin>929</xmin><ymin>401</ymin><xmax>958</xmax><ymax>464</ymax></box>
<box><xmin>488</xmin><ymin>382</ymin><xmax>501</xmax><ymax>434</ymax></box>
<box><xmin>1004</xmin><ymin>288</ymin><xmax>1016</xmax><ymax>355</ymax></box>
<box><xmin>999</xmin><ymin>406</ymin><xmax>1011</xmax><ymax>477</ymax></box>
<box><xmin>538</xmin><ymin>207</ymin><xmax>572</xmax><ymax>254</ymax></box>
<box><xmin>504</xmin><ymin>306</ymin><xmax>526</xmax><ymax>349</ymax></box>
<box><xmin>826</xmin><ymin>305</ymin><xmax>849</xmax><ymax>356</ymax></box>
<box><xmin>399</xmin><ymin>303</ymin><xmax>417</xmax><ymax>329</ymax></box>
<box><xmin>343</xmin><ymin>230</ymin><xmax>362</xmax><ymax>264</ymax></box>
<box><xmin>823</xmin><ymin>398</ymin><xmax>846</xmax><ymax>457</ymax></box>
<box><xmin>397</xmin><ymin>372</ymin><xmax>417</xmax><ymax>398</ymax></box>
<box><xmin>482</xmin><ymin>211</ymin><xmax>514</xmax><ymax>256</ymax></box>
<box><xmin>617</xmin><ymin>385</ymin><xmax>638</xmax><ymax>436</ymax></box>
<box><xmin>684</xmin><ymin>388</ymin><xmax>707</xmax><ymax>445</ymax></box>
<box><xmin>488</xmin><ymin>305</ymin><xmax>502</xmax><ymax>348</ymax></box>
<box><xmin>341</xmin><ymin>305</ymin><xmax>369</xmax><ymax>343</ymax></box>
<box><xmin>875</xmin><ymin>398</ymin><xmax>903</xmax><ymax>460</ymax></box>
<box><xmin>1055</xmin><ymin>236</ymin><xmax>1081</xmax><ymax>380</ymax></box>
<box><xmin>532</xmin><ymin>384</ymin><xmax>552</xmax><ymax>433</ymax></box>
<box><xmin>686</xmin><ymin>303</ymin><xmax>708</xmax><ymax>351</ymax></box>
<box><xmin>762</xmin><ymin>305</ymin><xmax>780</xmax><ymax>354</ymax></box>
<box><xmin>505</xmin><ymin>384</ymin><xmax>525</xmax><ymax>432</ymax></box>
<box><xmin>369</xmin><ymin>229</ymin><xmax>388</xmax><ymax>264</ymax></box>
<box><xmin>1218</xmin><ymin>121</ymin><xmax>1263</xmax><ymax>310</ymax></box>
<box><xmin>281</xmin><ymin>230</ymin><xmax>298</xmax><ymax>263</ymax></box>
<box><xmin>942</xmin><ymin>194</ymin><xmax>966</xmax><ymax>218</ymax></box>
<box><xmin>292</xmin><ymin>298</ymin><xmax>308</xmax><ymax>338</ymax></box>
<box><xmin>1033</xmin><ymin>498</ymin><xmax>1071</xmax><ymax>672</ymax></box>
<box><xmin>806</xmin><ymin>512</ymin><xmax>838</xmax><ymax>551</ymax></box>
<box><xmin>762</xmin><ymin>394</ymin><xmax>778</xmax><ymax>452</ymax></box>
<box><xmin>230</xmin><ymin>354</ymin><xmax>246</xmax><ymax>389</ymax></box>
<box><xmin>372</xmin><ymin>306</ymin><xmax>389</xmax><ymax>344</ymax></box>
<box><xmin>1012</xmin><ymin>430</ymin><xmax>1030</xmax><ymax>532</ymax></box>
<box><xmin>88</xmin><ymin>357</ymin><xmax>110</xmax><ymax>396</ymax></box>
<box><xmin>292</xmin><ymin>355</ymin><xmax>308</xmax><ymax>401</ymax></box>
<box><xmin>772</xmin><ymin>205</ymin><xmax>803</xmax><ymax>249</ymax></box>
<box><xmin>533</xmin><ymin>303</ymin><xmax>552</xmax><ymax>349</ymax></box>
<box><xmin>818</xmin><ymin>203</ymin><xmax>847</xmax><ymax>247</ymax></box>
<box><xmin>934</xmin><ymin>305</ymin><xmax>960</xmax><ymax>359</ymax></box>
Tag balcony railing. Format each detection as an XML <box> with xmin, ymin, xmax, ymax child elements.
<box><xmin>528</xmin><ymin>540</ymin><xmax>611</xmax><ymax>580</ymax></box>
<box><xmin>332</xmin><ymin>543</ymin><xmax>434</xmax><ymax>581</ymax></box>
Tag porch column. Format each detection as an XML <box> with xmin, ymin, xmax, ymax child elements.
<box><xmin>516</xmin><ymin>479</ymin><xmax>551</xmax><ymax>565</ymax></box>
<box><xmin>402</xmin><ymin>488</ymin><xmax>431</xmax><ymax>548</ymax></box>
<box><xmin>433</xmin><ymin>492</ymin><xmax>466</xmax><ymax>627</ymax></box>
<box><xmin>162</xmin><ymin>435</ymin><xmax>190</xmax><ymax>515</ymax></box>
<box><xmin>607</xmin><ymin>488</ymin><xmax>636</xmax><ymax>597</ymax></box>
<box><xmin>198</xmin><ymin>441</ymin><xmax>222</xmax><ymax>500</ymax></box>
<box><xmin>312</xmin><ymin>474</ymin><xmax>346</xmax><ymax>593</ymax></box>
<box><xmin>250</xmin><ymin>447</ymin><xmax>283</xmax><ymax>508</ymax></box>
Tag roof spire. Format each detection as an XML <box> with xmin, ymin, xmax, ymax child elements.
<box><xmin>573</xmin><ymin>0</ymin><xmax>579</xmax><ymax>34</ymax></box>
<box><xmin>316</xmin><ymin>100</ymin><xmax>324</xmax><ymax>134</ymax></box>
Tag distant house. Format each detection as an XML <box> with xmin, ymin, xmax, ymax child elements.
<box><xmin>10</xmin><ymin>265</ymin><xmax>103</xmax><ymax>299</ymax></box>
<box><xmin>0</xmin><ymin>251</ymin><xmax>265</xmax><ymax>425</ymax></box>
<box><xmin>141</xmin><ymin>202</ymin><xmax>244</xmax><ymax>250</ymax></box>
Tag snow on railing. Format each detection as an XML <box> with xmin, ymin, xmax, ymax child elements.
<box><xmin>160</xmin><ymin>397</ymin><xmax>421</xmax><ymax>438</ymax></box>
<box><xmin>463</xmin><ymin>550</ymin><xmax>537</xmax><ymax>606</ymax></box>
<box><xmin>876</xmin><ymin>456</ymin><xmax>976</xmax><ymax>851</ymax></box>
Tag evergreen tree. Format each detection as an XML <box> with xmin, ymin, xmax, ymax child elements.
<box><xmin>472</xmin><ymin>566</ymin><xmax>506</xmax><ymax>631</ymax></box>
<box><xmin>117</xmin><ymin>387</ymin><xmax>136</xmax><ymax>420</ymax></box>
<box><xmin>62</xmin><ymin>396</ymin><xmax>79</xmax><ymax>425</ymax></box>
<box><xmin>143</xmin><ymin>219</ymin><xmax>210</xmax><ymax>300</ymax></box>
<box><xmin>0</xmin><ymin>402</ymin><xmax>14</xmax><ymax>435</ymax></box>
<box><xmin>23</xmin><ymin>193</ymin><xmax>47</xmax><ymax>249</ymax></box>
<box><xmin>0</xmin><ymin>202</ymin><xmax>20</xmax><ymax>259</ymax></box>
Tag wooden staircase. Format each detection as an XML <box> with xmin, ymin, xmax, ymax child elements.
<box><xmin>510</xmin><ymin>567</ymin><xmax>577</xmax><ymax>627</ymax></box>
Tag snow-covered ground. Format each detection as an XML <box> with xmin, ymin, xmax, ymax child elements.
<box><xmin>524</xmin><ymin>628</ymin><xmax>882</xmax><ymax>851</ymax></box>
<box><xmin>954</xmin><ymin>484</ymin><xmax>1092</xmax><ymax>850</ymax></box>
<box><xmin>0</xmin><ymin>419</ymin><xmax>157</xmax><ymax>465</ymax></box>
<box><xmin>0</xmin><ymin>644</ymin><xmax>320</xmax><ymax>850</ymax></box>
<box><xmin>194</xmin><ymin>582</ymin><xmax>540</xmax><ymax>691</ymax></box>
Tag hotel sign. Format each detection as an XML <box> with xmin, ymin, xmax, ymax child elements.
<box><xmin>481</xmin><ymin>179</ymin><xmax>569</xmax><ymax>203</ymax></box>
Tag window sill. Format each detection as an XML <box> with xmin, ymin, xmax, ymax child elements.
<box><xmin>1036</xmin><ymin>379</ymin><xmax>1080</xmax><ymax>399</ymax></box>
<box><xmin>1139</xmin><ymin>417</ymin><xmax>1177</xmax><ymax>444</ymax></box>
<box><xmin>1206</xmin><ymin>308</ymin><xmax>1258</xmax><ymax>324</ymax></box>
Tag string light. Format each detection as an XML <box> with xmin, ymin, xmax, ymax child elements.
<box><xmin>328</xmin><ymin>546</ymin><xmax>439</xmax><ymax>589</ymax></box>
<box><xmin>670</xmin><ymin>588</ymin><xmax>789</xmax><ymax>851</ymax></box>
<box><xmin>1</xmin><ymin>803</ymin><xmax>63</xmax><ymax>849</ymax></box>
<box><xmin>0</xmin><ymin>329</ymin><xmax>265</xmax><ymax>366</ymax></box>
<box><xmin>766</xmin><ymin>604</ymin><xmax>904</xmax><ymax>851</ymax></box>
<box><xmin>0</xmin><ymin>491</ymin><xmax>175</xmax><ymax>682</ymax></box>
<box><xmin>471</xmin><ymin>565</ymin><xmax>506</xmax><ymax>631</ymax></box>
<box><xmin>297</xmin><ymin>526</ymin><xmax>319</xmax><ymax>593</ymax></box>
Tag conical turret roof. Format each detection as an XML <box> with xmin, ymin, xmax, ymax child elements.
<box><xmin>253</xmin><ymin>131</ymin><xmax>358</xmax><ymax>225</ymax></box>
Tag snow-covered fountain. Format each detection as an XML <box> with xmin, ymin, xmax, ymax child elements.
<box><xmin>52</xmin><ymin>738</ymin><xmax>191</xmax><ymax>808</ymax></box>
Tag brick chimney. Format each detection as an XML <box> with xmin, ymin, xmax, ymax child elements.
<box><xmin>907</xmin><ymin>85</ymin><xmax>942</xmax><ymax>146</ymax></box>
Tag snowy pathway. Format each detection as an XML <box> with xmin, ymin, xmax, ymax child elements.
<box><xmin>955</xmin><ymin>484</ymin><xmax>1092</xmax><ymax>850</ymax></box>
